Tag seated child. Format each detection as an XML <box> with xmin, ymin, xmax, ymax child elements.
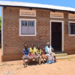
<box><xmin>29</xmin><ymin>44</ymin><xmax>37</xmax><ymax>59</ymax></box>
<box><xmin>36</xmin><ymin>45</ymin><xmax>42</xmax><ymax>56</ymax></box>
<box><xmin>22</xmin><ymin>44</ymin><xmax>30</xmax><ymax>68</ymax></box>
<box><xmin>42</xmin><ymin>48</ymin><xmax>47</xmax><ymax>63</ymax></box>
<box><xmin>36</xmin><ymin>45</ymin><xmax>42</xmax><ymax>64</ymax></box>
<box><xmin>51</xmin><ymin>49</ymin><xmax>56</xmax><ymax>62</ymax></box>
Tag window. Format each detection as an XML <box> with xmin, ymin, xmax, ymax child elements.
<box><xmin>50</xmin><ymin>12</ymin><xmax>64</xmax><ymax>18</ymax></box>
<box><xmin>20</xmin><ymin>9</ymin><xmax>36</xmax><ymax>17</ymax></box>
<box><xmin>19</xmin><ymin>19</ymin><xmax>36</xmax><ymax>36</ymax></box>
<box><xmin>69</xmin><ymin>14</ymin><xmax>75</xmax><ymax>19</ymax></box>
<box><xmin>68</xmin><ymin>21</ymin><xmax>75</xmax><ymax>36</ymax></box>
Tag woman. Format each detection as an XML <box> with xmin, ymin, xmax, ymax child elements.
<box><xmin>45</xmin><ymin>42</ymin><xmax>54</xmax><ymax>64</ymax></box>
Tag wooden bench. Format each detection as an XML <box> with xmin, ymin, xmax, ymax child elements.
<box><xmin>24</xmin><ymin>58</ymin><xmax>47</xmax><ymax>65</ymax></box>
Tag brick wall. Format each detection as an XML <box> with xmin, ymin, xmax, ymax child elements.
<box><xmin>3</xmin><ymin>7</ymin><xmax>75</xmax><ymax>55</ymax></box>
<box><xmin>64</xmin><ymin>13</ymin><xmax>75</xmax><ymax>54</ymax></box>
<box><xmin>3</xmin><ymin>7</ymin><xmax>50</xmax><ymax>55</ymax></box>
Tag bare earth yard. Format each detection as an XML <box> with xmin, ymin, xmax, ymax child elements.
<box><xmin>0</xmin><ymin>49</ymin><xmax>75</xmax><ymax>75</ymax></box>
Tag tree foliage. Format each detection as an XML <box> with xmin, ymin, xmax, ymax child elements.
<box><xmin>0</xmin><ymin>17</ymin><xmax>1</xmax><ymax>29</ymax></box>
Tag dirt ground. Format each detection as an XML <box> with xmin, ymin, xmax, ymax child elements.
<box><xmin>0</xmin><ymin>49</ymin><xmax>75</xmax><ymax>75</ymax></box>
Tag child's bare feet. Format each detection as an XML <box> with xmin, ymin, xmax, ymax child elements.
<box><xmin>24</xmin><ymin>65</ymin><xmax>27</xmax><ymax>68</ymax></box>
<box><xmin>43</xmin><ymin>59</ymin><xmax>44</xmax><ymax>64</ymax></box>
<box><xmin>23</xmin><ymin>62</ymin><xmax>27</xmax><ymax>68</ymax></box>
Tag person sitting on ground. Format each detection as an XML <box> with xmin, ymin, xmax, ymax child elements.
<box><xmin>42</xmin><ymin>48</ymin><xmax>47</xmax><ymax>64</ymax></box>
<box><xmin>30</xmin><ymin>44</ymin><xmax>37</xmax><ymax>59</ymax></box>
<box><xmin>22</xmin><ymin>44</ymin><xmax>30</xmax><ymax>68</ymax></box>
<box><xmin>36</xmin><ymin>45</ymin><xmax>42</xmax><ymax>64</ymax></box>
<box><xmin>45</xmin><ymin>42</ymin><xmax>54</xmax><ymax>64</ymax></box>
<box><xmin>51</xmin><ymin>49</ymin><xmax>56</xmax><ymax>62</ymax></box>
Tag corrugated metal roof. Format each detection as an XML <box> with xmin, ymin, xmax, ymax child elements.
<box><xmin>0</xmin><ymin>1</ymin><xmax>75</xmax><ymax>12</ymax></box>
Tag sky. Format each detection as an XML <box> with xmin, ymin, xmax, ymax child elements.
<box><xmin>0</xmin><ymin>0</ymin><xmax>75</xmax><ymax>16</ymax></box>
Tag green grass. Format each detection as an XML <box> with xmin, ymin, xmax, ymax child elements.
<box><xmin>10</xmin><ymin>64</ymin><xmax>14</xmax><ymax>66</ymax></box>
<box><xmin>68</xmin><ymin>59</ymin><xmax>71</xmax><ymax>61</ymax></box>
<box><xmin>0</xmin><ymin>17</ymin><xmax>1</xmax><ymax>30</ymax></box>
<box><xmin>0</xmin><ymin>63</ymin><xmax>8</xmax><ymax>66</ymax></box>
<box><xmin>17</xmin><ymin>68</ymin><xmax>20</xmax><ymax>70</ymax></box>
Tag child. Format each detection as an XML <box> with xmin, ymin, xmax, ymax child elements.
<box><xmin>36</xmin><ymin>45</ymin><xmax>42</xmax><ymax>64</ymax></box>
<box><xmin>36</xmin><ymin>45</ymin><xmax>42</xmax><ymax>56</ymax></box>
<box><xmin>29</xmin><ymin>44</ymin><xmax>37</xmax><ymax>59</ymax></box>
<box><xmin>22</xmin><ymin>44</ymin><xmax>30</xmax><ymax>68</ymax></box>
<box><xmin>42</xmin><ymin>48</ymin><xmax>47</xmax><ymax>63</ymax></box>
<box><xmin>51</xmin><ymin>49</ymin><xmax>56</xmax><ymax>62</ymax></box>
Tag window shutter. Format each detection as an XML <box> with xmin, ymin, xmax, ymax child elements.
<box><xmin>28</xmin><ymin>21</ymin><xmax>35</xmax><ymax>34</ymax></box>
<box><xmin>21</xmin><ymin>21</ymin><xmax>28</xmax><ymax>34</ymax></box>
<box><xmin>28</xmin><ymin>27</ymin><xmax>35</xmax><ymax>34</ymax></box>
<box><xmin>21</xmin><ymin>26</ymin><xmax>28</xmax><ymax>34</ymax></box>
<box><xmin>70</xmin><ymin>23</ymin><xmax>75</xmax><ymax>34</ymax></box>
<box><xmin>20</xmin><ymin>19</ymin><xmax>36</xmax><ymax>36</ymax></box>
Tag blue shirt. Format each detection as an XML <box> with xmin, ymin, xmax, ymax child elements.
<box><xmin>23</xmin><ymin>48</ymin><xmax>29</xmax><ymax>55</ymax></box>
<box><xmin>45</xmin><ymin>46</ymin><xmax>53</xmax><ymax>54</ymax></box>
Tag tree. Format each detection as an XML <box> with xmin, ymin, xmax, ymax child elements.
<box><xmin>0</xmin><ymin>17</ymin><xmax>1</xmax><ymax>30</ymax></box>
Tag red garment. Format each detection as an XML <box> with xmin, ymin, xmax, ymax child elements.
<box><xmin>30</xmin><ymin>54</ymin><xmax>37</xmax><ymax>57</ymax></box>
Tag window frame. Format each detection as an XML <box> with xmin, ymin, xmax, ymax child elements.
<box><xmin>19</xmin><ymin>18</ymin><xmax>36</xmax><ymax>36</ymax></box>
<box><xmin>68</xmin><ymin>21</ymin><xmax>75</xmax><ymax>36</ymax></box>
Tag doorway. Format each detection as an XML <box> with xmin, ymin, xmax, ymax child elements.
<box><xmin>50</xmin><ymin>20</ymin><xmax>64</xmax><ymax>52</ymax></box>
<box><xmin>51</xmin><ymin>22</ymin><xmax>62</xmax><ymax>52</ymax></box>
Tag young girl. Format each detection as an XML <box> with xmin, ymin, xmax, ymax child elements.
<box><xmin>29</xmin><ymin>44</ymin><xmax>37</xmax><ymax>59</ymax></box>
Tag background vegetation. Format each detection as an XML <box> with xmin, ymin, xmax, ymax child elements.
<box><xmin>0</xmin><ymin>17</ymin><xmax>1</xmax><ymax>29</ymax></box>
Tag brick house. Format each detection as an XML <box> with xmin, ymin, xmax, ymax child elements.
<box><xmin>0</xmin><ymin>1</ymin><xmax>75</xmax><ymax>61</ymax></box>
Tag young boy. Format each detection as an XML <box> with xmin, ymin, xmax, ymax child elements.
<box><xmin>22</xmin><ymin>44</ymin><xmax>30</xmax><ymax>68</ymax></box>
<box><xmin>42</xmin><ymin>48</ymin><xmax>47</xmax><ymax>64</ymax></box>
<box><xmin>36</xmin><ymin>45</ymin><xmax>42</xmax><ymax>55</ymax></box>
<box><xmin>36</xmin><ymin>45</ymin><xmax>42</xmax><ymax>64</ymax></box>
